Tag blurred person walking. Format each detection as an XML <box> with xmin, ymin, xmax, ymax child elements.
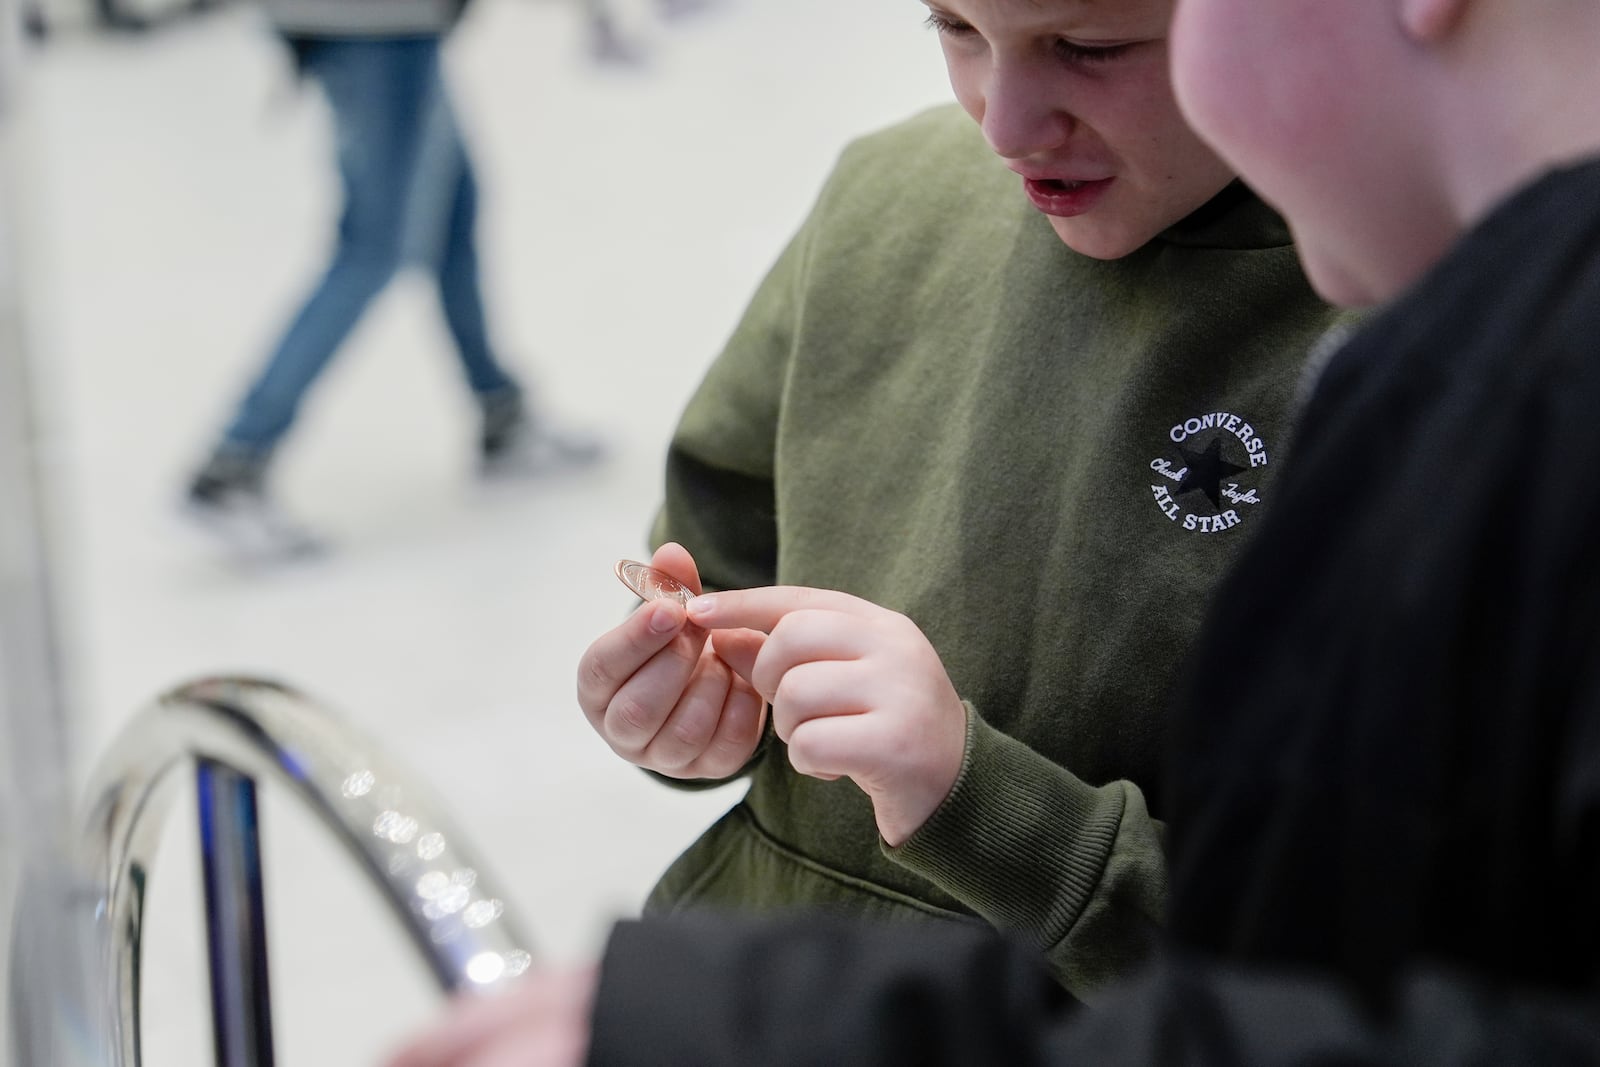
<box><xmin>183</xmin><ymin>0</ymin><xmax>602</xmax><ymax>561</ymax></box>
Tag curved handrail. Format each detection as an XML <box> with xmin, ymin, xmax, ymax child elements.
<box><xmin>78</xmin><ymin>676</ymin><xmax>536</xmax><ymax>1066</ymax></box>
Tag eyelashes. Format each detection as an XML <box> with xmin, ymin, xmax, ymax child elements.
<box><xmin>1054</xmin><ymin>39</ymin><xmax>1132</xmax><ymax>65</ymax></box>
<box><xmin>922</xmin><ymin>10</ymin><xmax>972</xmax><ymax>36</ymax></box>
<box><xmin>922</xmin><ymin>10</ymin><xmax>1134</xmax><ymax>65</ymax></box>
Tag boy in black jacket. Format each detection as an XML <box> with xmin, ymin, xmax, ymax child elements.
<box><xmin>385</xmin><ymin>0</ymin><xmax>1600</xmax><ymax>1062</ymax></box>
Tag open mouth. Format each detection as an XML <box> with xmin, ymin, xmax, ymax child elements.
<box><xmin>1032</xmin><ymin>178</ymin><xmax>1089</xmax><ymax>193</ymax></box>
<box><xmin>1022</xmin><ymin>176</ymin><xmax>1114</xmax><ymax>218</ymax></box>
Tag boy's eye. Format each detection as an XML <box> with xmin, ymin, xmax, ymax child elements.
<box><xmin>923</xmin><ymin>11</ymin><xmax>1134</xmax><ymax>64</ymax></box>
<box><xmin>1054</xmin><ymin>39</ymin><xmax>1133</xmax><ymax>64</ymax></box>
<box><xmin>923</xmin><ymin>11</ymin><xmax>975</xmax><ymax>36</ymax></box>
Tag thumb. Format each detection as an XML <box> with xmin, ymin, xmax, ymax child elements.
<box><xmin>648</xmin><ymin>542</ymin><xmax>703</xmax><ymax>595</ymax></box>
<box><xmin>709</xmin><ymin>628</ymin><xmax>767</xmax><ymax>688</ymax></box>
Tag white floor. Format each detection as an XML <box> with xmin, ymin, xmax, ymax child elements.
<box><xmin>12</xmin><ymin>3</ymin><xmax>950</xmax><ymax>1062</ymax></box>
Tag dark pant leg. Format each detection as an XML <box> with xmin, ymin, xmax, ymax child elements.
<box><xmin>406</xmin><ymin>72</ymin><xmax>519</xmax><ymax>397</ymax></box>
<box><xmin>220</xmin><ymin>37</ymin><xmax>437</xmax><ymax>452</ymax></box>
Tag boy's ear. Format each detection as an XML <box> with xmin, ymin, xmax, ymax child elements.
<box><xmin>1399</xmin><ymin>0</ymin><xmax>1469</xmax><ymax>42</ymax></box>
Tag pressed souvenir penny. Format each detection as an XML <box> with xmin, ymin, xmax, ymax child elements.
<box><xmin>614</xmin><ymin>560</ymin><xmax>693</xmax><ymax>605</ymax></box>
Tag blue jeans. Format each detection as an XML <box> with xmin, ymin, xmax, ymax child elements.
<box><xmin>221</xmin><ymin>36</ymin><xmax>519</xmax><ymax>454</ymax></box>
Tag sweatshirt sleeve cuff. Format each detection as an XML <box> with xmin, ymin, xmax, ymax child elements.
<box><xmin>884</xmin><ymin>705</ymin><xmax>1126</xmax><ymax>949</ymax></box>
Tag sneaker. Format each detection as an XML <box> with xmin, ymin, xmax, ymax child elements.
<box><xmin>479</xmin><ymin>389</ymin><xmax>607</xmax><ymax>478</ymax></box>
<box><xmin>182</xmin><ymin>450</ymin><xmax>323</xmax><ymax>564</ymax></box>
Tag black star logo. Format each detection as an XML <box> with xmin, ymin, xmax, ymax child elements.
<box><xmin>1175</xmin><ymin>437</ymin><xmax>1247</xmax><ymax>511</ymax></box>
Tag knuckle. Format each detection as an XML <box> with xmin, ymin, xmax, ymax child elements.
<box><xmin>769</xmin><ymin>667</ymin><xmax>800</xmax><ymax>702</ymax></box>
<box><xmin>769</xmin><ymin>672</ymin><xmax>815</xmax><ymax>722</ymax></box>
<box><xmin>700</xmin><ymin>745</ymin><xmax>743</xmax><ymax>777</ymax></box>
<box><xmin>783</xmin><ymin>730</ymin><xmax>812</xmax><ymax>772</ymax></box>
<box><xmin>707</xmin><ymin>725</ymin><xmax>755</xmax><ymax>767</ymax></box>
<box><xmin>646</xmin><ymin>746</ymin><xmax>692</xmax><ymax>774</ymax></box>
<box><xmin>607</xmin><ymin>693</ymin><xmax>659</xmax><ymax>740</ymax></box>
<box><xmin>779</xmin><ymin>608</ymin><xmax>826</xmax><ymax>637</ymax></box>
<box><xmin>665</xmin><ymin>713</ymin><xmax>713</xmax><ymax>753</ymax></box>
<box><xmin>786</xmin><ymin>726</ymin><xmax>837</xmax><ymax>778</ymax></box>
<box><xmin>577</xmin><ymin>653</ymin><xmax>618</xmax><ymax>707</ymax></box>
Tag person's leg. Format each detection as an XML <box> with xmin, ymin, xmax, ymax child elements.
<box><xmin>407</xmin><ymin>67</ymin><xmax>606</xmax><ymax>475</ymax></box>
<box><xmin>208</xmin><ymin>37</ymin><xmax>434</xmax><ymax>464</ymax></box>
<box><xmin>186</xmin><ymin>38</ymin><xmax>436</xmax><ymax>558</ymax></box>
<box><xmin>418</xmin><ymin>84</ymin><xmax>519</xmax><ymax>397</ymax></box>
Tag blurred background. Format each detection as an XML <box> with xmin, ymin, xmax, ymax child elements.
<box><xmin>2</xmin><ymin>0</ymin><xmax>950</xmax><ymax>1060</ymax></box>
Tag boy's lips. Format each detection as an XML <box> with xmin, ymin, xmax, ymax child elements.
<box><xmin>1021</xmin><ymin>175</ymin><xmax>1115</xmax><ymax>218</ymax></box>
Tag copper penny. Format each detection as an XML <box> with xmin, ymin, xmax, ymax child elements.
<box><xmin>614</xmin><ymin>560</ymin><xmax>693</xmax><ymax>605</ymax></box>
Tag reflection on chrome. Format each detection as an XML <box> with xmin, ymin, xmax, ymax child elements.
<box><xmin>374</xmin><ymin>809</ymin><xmax>421</xmax><ymax>844</ymax></box>
<box><xmin>463</xmin><ymin>899</ymin><xmax>504</xmax><ymax>929</ymax></box>
<box><xmin>461</xmin><ymin>946</ymin><xmax>534</xmax><ymax>985</ymax></box>
<box><xmin>78</xmin><ymin>676</ymin><xmax>537</xmax><ymax>1067</ymax></box>
<box><xmin>417</xmin><ymin>871</ymin><xmax>452</xmax><ymax>899</ymax></box>
<box><xmin>341</xmin><ymin>769</ymin><xmax>376</xmax><ymax>798</ymax></box>
<box><xmin>465</xmin><ymin>951</ymin><xmax>507</xmax><ymax>985</ymax></box>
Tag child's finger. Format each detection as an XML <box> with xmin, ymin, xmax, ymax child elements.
<box><xmin>576</xmin><ymin>599</ymin><xmax>691</xmax><ymax>723</ymax></box>
<box><xmin>648</xmin><ymin>541</ymin><xmax>703</xmax><ymax>594</ymax></box>
<box><xmin>707</xmin><ymin>627</ymin><xmax>767</xmax><ymax>686</ymax></box>
<box><xmin>686</xmin><ymin>585</ymin><xmax>870</xmax><ymax>634</ymax></box>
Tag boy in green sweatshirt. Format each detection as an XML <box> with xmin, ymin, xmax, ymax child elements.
<box><xmin>576</xmin><ymin>0</ymin><xmax>1344</xmax><ymax>998</ymax></box>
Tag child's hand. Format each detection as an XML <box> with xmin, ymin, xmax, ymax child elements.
<box><xmin>686</xmin><ymin>587</ymin><xmax>968</xmax><ymax>846</ymax></box>
<box><xmin>576</xmin><ymin>543</ymin><xmax>767</xmax><ymax>779</ymax></box>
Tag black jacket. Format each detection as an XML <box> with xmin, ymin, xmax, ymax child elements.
<box><xmin>1168</xmin><ymin>158</ymin><xmax>1600</xmax><ymax>995</ymax></box>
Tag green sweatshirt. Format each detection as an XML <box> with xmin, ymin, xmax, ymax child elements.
<box><xmin>644</xmin><ymin>104</ymin><xmax>1348</xmax><ymax>998</ymax></box>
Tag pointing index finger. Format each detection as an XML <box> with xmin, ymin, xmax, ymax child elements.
<box><xmin>686</xmin><ymin>585</ymin><xmax>868</xmax><ymax>633</ymax></box>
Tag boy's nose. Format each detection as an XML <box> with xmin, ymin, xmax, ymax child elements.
<box><xmin>979</xmin><ymin>69</ymin><xmax>1074</xmax><ymax>160</ymax></box>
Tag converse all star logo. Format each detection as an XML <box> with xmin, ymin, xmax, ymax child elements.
<box><xmin>1149</xmin><ymin>411</ymin><xmax>1269</xmax><ymax>534</ymax></box>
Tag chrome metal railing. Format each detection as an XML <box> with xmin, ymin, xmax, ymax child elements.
<box><xmin>0</xmin><ymin>4</ymin><xmax>111</xmax><ymax>1062</ymax></box>
<box><xmin>79</xmin><ymin>676</ymin><xmax>536</xmax><ymax>1067</ymax></box>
